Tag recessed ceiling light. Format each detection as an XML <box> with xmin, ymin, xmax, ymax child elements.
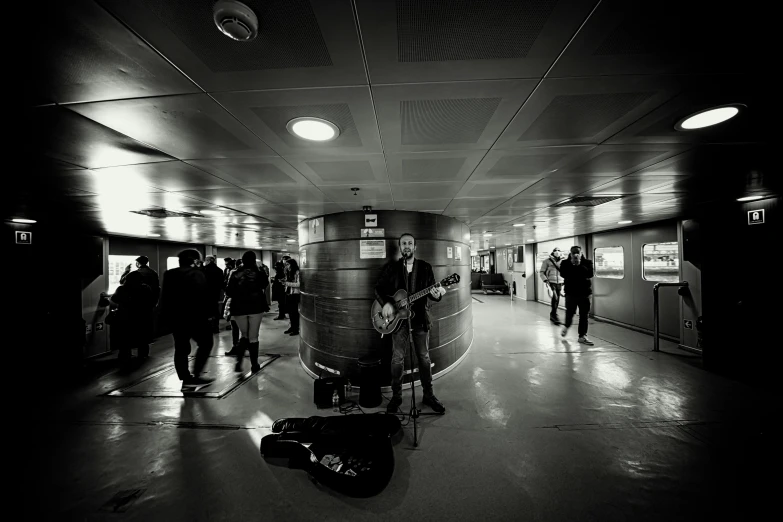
<box><xmin>527</xmin><ymin>239</ymin><xmax>534</xmax><ymax>242</ymax></box>
<box><xmin>483</xmin><ymin>234</ymin><xmax>492</xmax><ymax>237</ymax></box>
<box><xmin>512</xmin><ymin>223</ymin><xmax>525</xmax><ymax>227</ymax></box>
<box><xmin>737</xmin><ymin>195</ymin><xmax>763</xmax><ymax>202</ymax></box>
<box><xmin>504</xmin><ymin>243</ymin><xmax>511</xmax><ymax>246</ymax></box>
<box><xmin>297</xmin><ymin>215</ymin><xmax>306</xmax><ymax>219</ymax></box>
<box><xmin>618</xmin><ymin>220</ymin><xmax>633</xmax><ymax>224</ymax></box>
<box><xmin>286</xmin><ymin>239</ymin><xmax>296</xmax><ymax>243</ymax></box>
<box><xmin>287</xmin><ymin>117</ymin><xmax>340</xmax><ymax>142</ymax></box>
<box><xmin>11</xmin><ymin>218</ymin><xmax>36</xmax><ymax>224</ymax></box>
<box><xmin>199</xmin><ymin>209</ymin><xmax>222</xmax><ymax>216</ymax></box>
<box><xmin>147</xmin><ymin>233</ymin><xmax>161</xmax><ymax>237</ymax></box>
<box><xmin>675</xmin><ymin>104</ymin><xmax>743</xmax><ymax>131</ymax></box>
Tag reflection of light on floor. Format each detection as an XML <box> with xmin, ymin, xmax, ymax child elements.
<box><xmin>591</xmin><ymin>359</ymin><xmax>631</xmax><ymax>389</ymax></box>
<box><xmin>639</xmin><ymin>379</ymin><xmax>685</xmax><ymax>418</ymax></box>
<box><xmin>246</xmin><ymin>411</ymin><xmax>276</xmax><ymax>448</ymax></box>
<box><xmin>473</xmin><ymin>367</ymin><xmax>511</xmax><ymax>427</ymax></box>
<box><xmin>527</xmin><ymin>367</ymin><xmax>542</xmax><ymax>386</ymax></box>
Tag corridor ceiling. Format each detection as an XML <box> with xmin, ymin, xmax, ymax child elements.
<box><xmin>15</xmin><ymin>0</ymin><xmax>774</xmax><ymax>250</ymax></box>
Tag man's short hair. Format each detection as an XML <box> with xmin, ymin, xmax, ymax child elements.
<box><xmin>205</xmin><ymin>255</ymin><xmax>216</xmax><ymax>263</ymax></box>
<box><xmin>398</xmin><ymin>233</ymin><xmax>415</xmax><ymax>246</ymax></box>
<box><xmin>178</xmin><ymin>249</ymin><xmax>201</xmax><ymax>268</ymax></box>
<box><xmin>570</xmin><ymin>246</ymin><xmax>582</xmax><ymax>254</ymax></box>
<box><xmin>135</xmin><ymin>255</ymin><xmax>149</xmax><ymax>266</ymax></box>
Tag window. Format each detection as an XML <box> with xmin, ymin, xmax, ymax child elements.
<box><xmin>216</xmin><ymin>258</ymin><xmax>226</xmax><ymax>272</ymax></box>
<box><xmin>107</xmin><ymin>255</ymin><xmax>139</xmax><ymax>294</ymax></box>
<box><xmin>594</xmin><ymin>246</ymin><xmax>624</xmax><ymax>279</ymax></box>
<box><xmin>643</xmin><ymin>242</ymin><xmax>679</xmax><ymax>282</ymax></box>
<box><xmin>167</xmin><ymin>257</ymin><xmax>179</xmax><ymax>270</ymax></box>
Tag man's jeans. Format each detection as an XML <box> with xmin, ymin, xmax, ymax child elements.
<box><xmin>548</xmin><ymin>282</ymin><xmax>562</xmax><ymax>320</ymax></box>
<box><xmin>391</xmin><ymin>323</ymin><xmax>433</xmax><ymax>398</ymax></box>
<box><xmin>173</xmin><ymin>321</ymin><xmax>214</xmax><ymax>380</ymax></box>
<box><xmin>564</xmin><ymin>295</ymin><xmax>591</xmax><ymax>337</ymax></box>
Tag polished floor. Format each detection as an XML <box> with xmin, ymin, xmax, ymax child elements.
<box><xmin>26</xmin><ymin>295</ymin><xmax>773</xmax><ymax>521</ymax></box>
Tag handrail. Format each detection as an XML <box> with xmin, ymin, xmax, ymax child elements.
<box><xmin>653</xmin><ymin>281</ymin><xmax>689</xmax><ymax>352</ymax></box>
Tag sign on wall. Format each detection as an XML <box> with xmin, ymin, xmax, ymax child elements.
<box><xmin>748</xmin><ymin>209</ymin><xmax>765</xmax><ymax>225</ymax></box>
<box><xmin>364</xmin><ymin>214</ymin><xmax>378</xmax><ymax>227</ymax></box>
<box><xmin>447</xmin><ymin>247</ymin><xmax>453</xmax><ymax>258</ymax></box>
<box><xmin>15</xmin><ymin>231</ymin><xmax>32</xmax><ymax>244</ymax></box>
<box><xmin>361</xmin><ymin>228</ymin><xmax>384</xmax><ymax>238</ymax></box>
<box><xmin>300</xmin><ymin>248</ymin><xmax>307</xmax><ymax>267</ymax></box>
<box><xmin>454</xmin><ymin>246</ymin><xmax>462</xmax><ymax>260</ymax></box>
<box><xmin>360</xmin><ymin>240</ymin><xmax>386</xmax><ymax>259</ymax></box>
<box><xmin>309</xmin><ymin>217</ymin><xmax>324</xmax><ymax>242</ymax></box>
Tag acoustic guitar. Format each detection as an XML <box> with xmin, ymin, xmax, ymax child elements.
<box><xmin>370</xmin><ymin>273</ymin><xmax>460</xmax><ymax>335</ymax></box>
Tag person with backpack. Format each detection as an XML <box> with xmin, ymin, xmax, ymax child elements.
<box><xmin>225</xmin><ymin>251</ymin><xmax>269</xmax><ymax>372</ymax></box>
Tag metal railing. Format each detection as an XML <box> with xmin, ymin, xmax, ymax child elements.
<box><xmin>653</xmin><ymin>281</ymin><xmax>689</xmax><ymax>352</ymax></box>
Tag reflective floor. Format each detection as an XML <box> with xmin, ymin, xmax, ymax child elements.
<box><xmin>27</xmin><ymin>297</ymin><xmax>772</xmax><ymax>521</ymax></box>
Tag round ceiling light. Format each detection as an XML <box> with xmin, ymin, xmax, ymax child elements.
<box><xmin>287</xmin><ymin>117</ymin><xmax>340</xmax><ymax>142</ymax></box>
<box><xmin>675</xmin><ymin>104</ymin><xmax>744</xmax><ymax>131</ymax></box>
<box><xmin>213</xmin><ymin>1</ymin><xmax>259</xmax><ymax>41</ymax></box>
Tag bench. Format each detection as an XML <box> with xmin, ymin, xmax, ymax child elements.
<box><xmin>480</xmin><ymin>274</ymin><xmax>508</xmax><ymax>294</ymax></box>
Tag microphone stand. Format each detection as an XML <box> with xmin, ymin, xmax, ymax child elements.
<box><xmin>400</xmin><ymin>289</ymin><xmax>442</xmax><ymax>448</ymax></box>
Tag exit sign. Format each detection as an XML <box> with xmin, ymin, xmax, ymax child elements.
<box><xmin>15</xmin><ymin>231</ymin><xmax>32</xmax><ymax>244</ymax></box>
<box><xmin>748</xmin><ymin>209</ymin><xmax>765</xmax><ymax>225</ymax></box>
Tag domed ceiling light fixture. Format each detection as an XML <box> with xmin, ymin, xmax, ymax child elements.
<box><xmin>675</xmin><ymin>104</ymin><xmax>744</xmax><ymax>131</ymax></box>
<box><xmin>213</xmin><ymin>1</ymin><xmax>259</xmax><ymax>41</ymax></box>
<box><xmin>287</xmin><ymin>117</ymin><xmax>340</xmax><ymax>142</ymax></box>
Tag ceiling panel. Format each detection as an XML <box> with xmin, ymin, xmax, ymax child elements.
<box><xmin>33</xmin><ymin>0</ymin><xmax>198</xmax><ymax>104</ymax></box>
<box><xmin>214</xmin><ymin>87</ymin><xmax>381</xmax><ymax>156</ymax></box>
<box><xmin>91</xmin><ymin>161</ymin><xmax>236</xmax><ymax>192</ymax></box>
<box><xmin>385</xmin><ymin>151</ymin><xmax>486</xmax><ymax>184</ymax></box>
<box><xmin>356</xmin><ymin>0</ymin><xmax>596</xmax><ymax>83</ymax></box>
<box><xmin>494</xmin><ymin>76</ymin><xmax>679</xmax><ymax>149</ymax></box>
<box><xmin>285</xmin><ymin>155</ymin><xmax>388</xmax><ymax>185</ymax></box>
<box><xmin>584</xmin><ymin>174</ymin><xmax>687</xmax><ymax>195</ymax></box>
<box><xmin>318</xmin><ymin>184</ymin><xmax>394</xmax><ymax>204</ymax></box>
<box><xmin>549</xmin><ymin>145</ymin><xmax>688</xmax><ymax>178</ymax></box>
<box><xmin>453</xmin><ymin>180</ymin><xmax>541</xmax><ymax>200</ymax></box>
<box><xmin>245</xmin><ymin>186</ymin><xmax>331</xmax><ymax>205</ymax></box>
<box><xmin>67</xmin><ymin>94</ymin><xmax>277</xmax><ymax>159</ymax></box>
<box><xmin>185</xmin><ymin>157</ymin><xmax>311</xmax><ymax>187</ymax></box>
<box><xmin>174</xmin><ymin>188</ymin><xmax>267</xmax><ymax>206</ymax></box>
<box><xmin>393</xmin><ymin>199</ymin><xmax>452</xmax><ymax>212</ymax></box>
<box><xmin>550</xmin><ymin>0</ymin><xmax>766</xmax><ymax>77</ymax></box>
<box><xmin>470</xmin><ymin>146</ymin><xmax>592</xmax><ymax>181</ymax></box>
<box><xmin>98</xmin><ymin>0</ymin><xmax>367</xmax><ymax>90</ymax></box>
<box><xmin>391</xmin><ymin>182</ymin><xmax>464</xmax><ymax>201</ymax></box>
<box><xmin>373</xmin><ymin>80</ymin><xmax>537</xmax><ymax>152</ymax></box>
<box><xmin>50</xmin><ymin>169</ymin><xmax>163</xmax><ymax>196</ymax></box>
<box><xmin>32</xmin><ymin>107</ymin><xmax>173</xmax><ymax>169</ymax></box>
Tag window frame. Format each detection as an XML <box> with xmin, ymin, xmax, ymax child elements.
<box><xmin>593</xmin><ymin>246</ymin><xmax>625</xmax><ymax>280</ymax></box>
<box><xmin>641</xmin><ymin>241</ymin><xmax>680</xmax><ymax>283</ymax></box>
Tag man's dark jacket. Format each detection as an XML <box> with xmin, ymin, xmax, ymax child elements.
<box><xmin>375</xmin><ymin>258</ymin><xmax>441</xmax><ymax>331</ymax></box>
<box><xmin>159</xmin><ymin>267</ymin><xmax>213</xmax><ymax>329</ymax></box>
<box><xmin>204</xmin><ymin>262</ymin><xmax>224</xmax><ymax>301</ymax></box>
<box><xmin>136</xmin><ymin>265</ymin><xmax>160</xmax><ymax>303</ymax></box>
<box><xmin>558</xmin><ymin>256</ymin><xmax>594</xmax><ymax>297</ymax></box>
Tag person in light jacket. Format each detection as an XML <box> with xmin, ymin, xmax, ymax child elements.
<box><xmin>539</xmin><ymin>248</ymin><xmax>564</xmax><ymax>325</ymax></box>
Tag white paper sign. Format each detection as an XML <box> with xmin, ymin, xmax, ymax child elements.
<box><xmin>455</xmin><ymin>246</ymin><xmax>462</xmax><ymax>260</ymax></box>
<box><xmin>447</xmin><ymin>247</ymin><xmax>453</xmax><ymax>258</ymax></box>
<box><xmin>361</xmin><ymin>228</ymin><xmax>384</xmax><ymax>238</ymax></box>
<box><xmin>360</xmin><ymin>240</ymin><xmax>386</xmax><ymax>259</ymax></box>
<box><xmin>364</xmin><ymin>214</ymin><xmax>378</xmax><ymax>227</ymax></box>
<box><xmin>309</xmin><ymin>217</ymin><xmax>324</xmax><ymax>242</ymax></box>
<box><xmin>300</xmin><ymin>249</ymin><xmax>306</xmax><ymax>267</ymax></box>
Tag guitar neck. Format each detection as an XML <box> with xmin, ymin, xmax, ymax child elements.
<box><xmin>398</xmin><ymin>284</ymin><xmax>439</xmax><ymax>308</ymax></box>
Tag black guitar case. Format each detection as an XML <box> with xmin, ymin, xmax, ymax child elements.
<box><xmin>260</xmin><ymin>414</ymin><xmax>402</xmax><ymax>497</ymax></box>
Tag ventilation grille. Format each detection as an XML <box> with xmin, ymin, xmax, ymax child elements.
<box><xmin>401</xmin><ymin>157</ymin><xmax>466</xmax><ymax>181</ymax></box>
<box><xmin>401</xmin><ymin>98</ymin><xmax>501</xmax><ymax>144</ymax></box>
<box><xmin>131</xmin><ymin>208</ymin><xmax>202</xmax><ymax>219</ymax></box>
<box><xmin>251</xmin><ymin>103</ymin><xmax>361</xmax><ymax>148</ymax></box>
<box><xmin>396</xmin><ymin>0</ymin><xmax>557</xmax><ymax>62</ymax></box>
<box><xmin>553</xmin><ymin>196</ymin><xmax>623</xmax><ymax>207</ymax></box>
<box><xmin>518</xmin><ymin>92</ymin><xmax>655</xmax><ymax>142</ymax></box>
<box><xmin>143</xmin><ymin>0</ymin><xmax>332</xmax><ymax>72</ymax></box>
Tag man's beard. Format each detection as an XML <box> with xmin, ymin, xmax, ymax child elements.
<box><xmin>402</xmin><ymin>249</ymin><xmax>413</xmax><ymax>259</ymax></box>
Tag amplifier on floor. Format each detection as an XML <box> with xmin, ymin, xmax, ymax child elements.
<box><xmin>314</xmin><ymin>375</ymin><xmax>347</xmax><ymax>409</ymax></box>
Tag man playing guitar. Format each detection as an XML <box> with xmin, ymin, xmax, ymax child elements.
<box><xmin>375</xmin><ymin>233</ymin><xmax>447</xmax><ymax>414</ymax></box>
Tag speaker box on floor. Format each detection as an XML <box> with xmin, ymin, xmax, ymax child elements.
<box><xmin>314</xmin><ymin>376</ymin><xmax>347</xmax><ymax>408</ymax></box>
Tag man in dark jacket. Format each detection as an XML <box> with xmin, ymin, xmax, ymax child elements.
<box><xmin>559</xmin><ymin>246</ymin><xmax>595</xmax><ymax>346</ymax></box>
<box><xmin>375</xmin><ymin>233</ymin><xmax>446</xmax><ymax>414</ymax></box>
<box><xmin>160</xmin><ymin>249</ymin><xmax>215</xmax><ymax>390</ymax></box>
<box><xmin>203</xmin><ymin>256</ymin><xmax>225</xmax><ymax>333</ymax></box>
<box><xmin>134</xmin><ymin>256</ymin><xmax>160</xmax><ymax>304</ymax></box>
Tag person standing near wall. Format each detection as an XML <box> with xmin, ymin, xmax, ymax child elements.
<box><xmin>284</xmin><ymin>258</ymin><xmax>301</xmax><ymax>336</ymax></box>
<box><xmin>559</xmin><ymin>246</ymin><xmax>595</xmax><ymax>346</ymax></box>
<box><xmin>539</xmin><ymin>248</ymin><xmax>564</xmax><ymax>325</ymax></box>
<box><xmin>272</xmin><ymin>260</ymin><xmax>287</xmax><ymax>320</ymax></box>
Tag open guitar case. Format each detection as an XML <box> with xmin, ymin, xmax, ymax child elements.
<box><xmin>260</xmin><ymin>414</ymin><xmax>402</xmax><ymax>497</ymax></box>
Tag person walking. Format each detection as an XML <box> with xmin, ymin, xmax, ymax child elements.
<box><xmin>203</xmin><ymin>255</ymin><xmax>224</xmax><ymax>333</ymax></box>
<box><xmin>559</xmin><ymin>246</ymin><xmax>595</xmax><ymax>346</ymax></box>
<box><xmin>539</xmin><ymin>248</ymin><xmax>564</xmax><ymax>325</ymax></box>
<box><xmin>283</xmin><ymin>258</ymin><xmax>301</xmax><ymax>336</ymax></box>
<box><xmin>159</xmin><ymin>249</ymin><xmax>215</xmax><ymax>390</ymax></box>
<box><xmin>225</xmin><ymin>251</ymin><xmax>268</xmax><ymax>372</ymax></box>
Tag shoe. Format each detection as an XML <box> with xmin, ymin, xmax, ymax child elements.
<box><xmin>283</xmin><ymin>328</ymin><xmax>293</xmax><ymax>334</ymax></box>
<box><xmin>251</xmin><ymin>365</ymin><xmax>261</xmax><ymax>373</ymax></box>
<box><xmin>423</xmin><ymin>394</ymin><xmax>446</xmax><ymax>414</ymax></box>
<box><xmin>235</xmin><ymin>361</ymin><xmax>243</xmax><ymax>372</ymax></box>
<box><xmin>288</xmin><ymin>330</ymin><xmax>299</xmax><ymax>336</ymax></box>
<box><xmin>578</xmin><ymin>336</ymin><xmax>594</xmax><ymax>346</ymax></box>
<box><xmin>181</xmin><ymin>376</ymin><xmax>214</xmax><ymax>391</ymax></box>
<box><xmin>561</xmin><ymin>326</ymin><xmax>568</xmax><ymax>338</ymax></box>
<box><xmin>550</xmin><ymin>317</ymin><xmax>561</xmax><ymax>325</ymax></box>
<box><xmin>386</xmin><ymin>395</ymin><xmax>402</xmax><ymax>413</ymax></box>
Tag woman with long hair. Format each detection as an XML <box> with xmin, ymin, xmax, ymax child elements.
<box><xmin>284</xmin><ymin>258</ymin><xmax>301</xmax><ymax>336</ymax></box>
<box><xmin>225</xmin><ymin>251</ymin><xmax>269</xmax><ymax>372</ymax></box>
